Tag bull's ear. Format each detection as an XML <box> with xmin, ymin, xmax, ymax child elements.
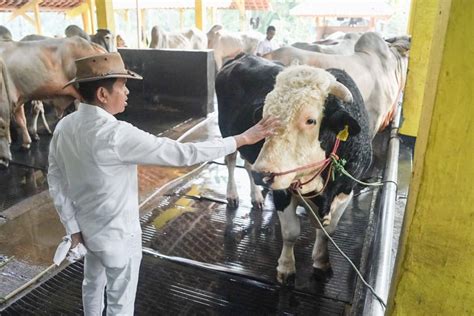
<box><xmin>327</xmin><ymin>109</ymin><xmax>361</xmax><ymax>137</ymax></box>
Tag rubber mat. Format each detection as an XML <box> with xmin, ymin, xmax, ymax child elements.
<box><xmin>3</xmin><ymin>255</ymin><xmax>347</xmax><ymax>315</ymax></box>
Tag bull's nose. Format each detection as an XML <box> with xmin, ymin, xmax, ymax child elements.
<box><xmin>252</xmin><ymin>170</ymin><xmax>274</xmax><ymax>187</ymax></box>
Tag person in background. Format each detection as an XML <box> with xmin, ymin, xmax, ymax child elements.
<box><xmin>48</xmin><ymin>52</ymin><xmax>280</xmax><ymax>315</ymax></box>
<box><xmin>116</xmin><ymin>34</ymin><xmax>127</xmax><ymax>48</ymax></box>
<box><xmin>256</xmin><ymin>25</ymin><xmax>280</xmax><ymax>56</ymax></box>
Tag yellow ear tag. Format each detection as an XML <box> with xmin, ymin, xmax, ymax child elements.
<box><xmin>337</xmin><ymin>125</ymin><xmax>349</xmax><ymax>141</ymax></box>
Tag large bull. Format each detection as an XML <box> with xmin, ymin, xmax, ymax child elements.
<box><xmin>207</xmin><ymin>24</ymin><xmax>263</xmax><ymax>70</ymax></box>
<box><xmin>216</xmin><ymin>55</ymin><xmax>372</xmax><ymax>282</ymax></box>
<box><xmin>0</xmin><ymin>37</ymin><xmax>105</xmax><ymax>155</ymax></box>
<box><xmin>264</xmin><ymin>32</ymin><xmax>409</xmax><ymax>136</ymax></box>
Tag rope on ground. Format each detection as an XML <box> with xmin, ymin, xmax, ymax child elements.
<box><xmin>296</xmin><ymin>189</ymin><xmax>387</xmax><ymax>310</ymax></box>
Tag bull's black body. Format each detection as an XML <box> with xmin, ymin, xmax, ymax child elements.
<box><xmin>216</xmin><ymin>54</ymin><xmax>372</xmax><ymax>217</ymax></box>
<box><xmin>216</xmin><ymin>54</ymin><xmax>283</xmax><ymax>163</ymax></box>
<box><xmin>311</xmin><ymin>68</ymin><xmax>372</xmax><ymax>216</ymax></box>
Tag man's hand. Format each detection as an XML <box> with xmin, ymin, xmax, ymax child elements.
<box><xmin>234</xmin><ymin>116</ymin><xmax>280</xmax><ymax>148</ymax></box>
<box><xmin>70</xmin><ymin>232</ymin><xmax>84</xmax><ymax>250</ymax></box>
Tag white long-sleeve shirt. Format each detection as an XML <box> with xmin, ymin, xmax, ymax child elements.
<box><xmin>48</xmin><ymin>103</ymin><xmax>236</xmax><ymax>252</ymax></box>
<box><xmin>256</xmin><ymin>38</ymin><xmax>279</xmax><ymax>56</ymax></box>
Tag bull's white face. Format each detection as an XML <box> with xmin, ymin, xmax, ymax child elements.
<box><xmin>253</xmin><ymin>66</ymin><xmax>337</xmax><ymax>193</ymax></box>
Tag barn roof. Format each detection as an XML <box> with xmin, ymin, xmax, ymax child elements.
<box><xmin>0</xmin><ymin>0</ymin><xmax>84</xmax><ymax>11</ymax></box>
<box><xmin>290</xmin><ymin>0</ymin><xmax>394</xmax><ymax>18</ymax></box>
<box><xmin>0</xmin><ymin>0</ymin><xmax>271</xmax><ymax>11</ymax></box>
<box><xmin>113</xmin><ymin>0</ymin><xmax>271</xmax><ymax>11</ymax></box>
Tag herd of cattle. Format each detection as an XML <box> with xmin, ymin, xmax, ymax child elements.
<box><xmin>0</xmin><ymin>22</ymin><xmax>409</xmax><ymax>283</ymax></box>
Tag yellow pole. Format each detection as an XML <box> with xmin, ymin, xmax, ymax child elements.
<box><xmin>399</xmin><ymin>0</ymin><xmax>439</xmax><ymax>137</ymax></box>
<box><xmin>33</xmin><ymin>1</ymin><xmax>42</xmax><ymax>35</ymax></box>
<box><xmin>95</xmin><ymin>0</ymin><xmax>115</xmax><ymax>33</ymax></box>
<box><xmin>87</xmin><ymin>0</ymin><xmax>96</xmax><ymax>32</ymax></box>
<box><xmin>388</xmin><ymin>0</ymin><xmax>474</xmax><ymax>314</ymax></box>
<box><xmin>179</xmin><ymin>8</ymin><xmax>185</xmax><ymax>30</ymax></box>
<box><xmin>235</xmin><ymin>0</ymin><xmax>246</xmax><ymax>31</ymax></box>
<box><xmin>195</xmin><ymin>0</ymin><xmax>204</xmax><ymax>30</ymax></box>
<box><xmin>82</xmin><ymin>9</ymin><xmax>92</xmax><ymax>34</ymax></box>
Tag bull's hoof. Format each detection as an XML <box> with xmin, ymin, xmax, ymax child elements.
<box><xmin>312</xmin><ymin>267</ymin><xmax>333</xmax><ymax>282</ymax></box>
<box><xmin>226</xmin><ymin>198</ymin><xmax>239</xmax><ymax>210</ymax></box>
<box><xmin>0</xmin><ymin>158</ymin><xmax>9</xmax><ymax>169</ymax></box>
<box><xmin>277</xmin><ymin>270</ymin><xmax>296</xmax><ymax>286</ymax></box>
<box><xmin>251</xmin><ymin>200</ymin><xmax>264</xmax><ymax>210</ymax></box>
<box><xmin>322</xmin><ymin>213</ymin><xmax>332</xmax><ymax>227</ymax></box>
<box><xmin>20</xmin><ymin>144</ymin><xmax>31</xmax><ymax>151</ymax></box>
<box><xmin>32</xmin><ymin>134</ymin><xmax>40</xmax><ymax>141</ymax></box>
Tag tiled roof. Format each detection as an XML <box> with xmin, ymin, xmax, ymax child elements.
<box><xmin>0</xmin><ymin>0</ymin><xmax>84</xmax><ymax>11</ymax></box>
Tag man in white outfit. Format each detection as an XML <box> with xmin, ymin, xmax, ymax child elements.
<box><xmin>256</xmin><ymin>25</ymin><xmax>279</xmax><ymax>56</ymax></box>
<box><xmin>48</xmin><ymin>52</ymin><xmax>279</xmax><ymax>315</ymax></box>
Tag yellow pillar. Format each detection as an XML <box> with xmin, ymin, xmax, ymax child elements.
<box><xmin>82</xmin><ymin>9</ymin><xmax>92</xmax><ymax>34</ymax></box>
<box><xmin>235</xmin><ymin>0</ymin><xmax>246</xmax><ymax>31</ymax></box>
<box><xmin>195</xmin><ymin>0</ymin><xmax>204</xmax><ymax>30</ymax></box>
<box><xmin>95</xmin><ymin>0</ymin><xmax>115</xmax><ymax>33</ymax></box>
<box><xmin>179</xmin><ymin>8</ymin><xmax>185</xmax><ymax>30</ymax></box>
<box><xmin>33</xmin><ymin>1</ymin><xmax>42</xmax><ymax>35</ymax></box>
<box><xmin>389</xmin><ymin>1</ymin><xmax>474</xmax><ymax>315</ymax></box>
<box><xmin>399</xmin><ymin>0</ymin><xmax>440</xmax><ymax>136</ymax></box>
<box><xmin>87</xmin><ymin>0</ymin><xmax>96</xmax><ymax>32</ymax></box>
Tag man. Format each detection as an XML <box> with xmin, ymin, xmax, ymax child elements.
<box><xmin>256</xmin><ymin>25</ymin><xmax>279</xmax><ymax>56</ymax></box>
<box><xmin>48</xmin><ymin>52</ymin><xmax>279</xmax><ymax>315</ymax></box>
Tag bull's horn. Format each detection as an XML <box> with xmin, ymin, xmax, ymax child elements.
<box><xmin>330</xmin><ymin>81</ymin><xmax>353</xmax><ymax>103</ymax></box>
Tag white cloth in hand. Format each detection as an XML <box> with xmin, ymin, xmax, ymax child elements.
<box><xmin>53</xmin><ymin>235</ymin><xmax>87</xmax><ymax>266</ymax></box>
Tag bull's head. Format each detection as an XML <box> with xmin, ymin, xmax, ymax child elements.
<box><xmin>252</xmin><ymin>66</ymin><xmax>359</xmax><ymax>193</ymax></box>
<box><xmin>0</xmin><ymin>57</ymin><xmax>14</xmax><ymax>168</ymax></box>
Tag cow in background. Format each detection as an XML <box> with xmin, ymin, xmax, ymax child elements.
<box><xmin>0</xmin><ymin>25</ymin><xmax>12</xmax><ymax>41</ymax></box>
<box><xmin>0</xmin><ymin>36</ymin><xmax>105</xmax><ymax>153</ymax></box>
<box><xmin>149</xmin><ymin>25</ymin><xmax>207</xmax><ymax>50</ymax></box>
<box><xmin>65</xmin><ymin>25</ymin><xmax>115</xmax><ymax>52</ymax></box>
<box><xmin>264</xmin><ymin>32</ymin><xmax>410</xmax><ymax>136</ymax></box>
<box><xmin>207</xmin><ymin>24</ymin><xmax>263</xmax><ymax>70</ymax></box>
<box><xmin>0</xmin><ymin>56</ymin><xmax>14</xmax><ymax>168</ymax></box>
<box><xmin>292</xmin><ymin>32</ymin><xmax>361</xmax><ymax>55</ymax></box>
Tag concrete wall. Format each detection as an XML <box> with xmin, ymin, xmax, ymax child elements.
<box><xmin>389</xmin><ymin>0</ymin><xmax>474</xmax><ymax>314</ymax></box>
<box><xmin>119</xmin><ymin>48</ymin><xmax>216</xmax><ymax>117</ymax></box>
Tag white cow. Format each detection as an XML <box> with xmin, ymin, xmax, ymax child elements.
<box><xmin>207</xmin><ymin>24</ymin><xmax>263</xmax><ymax>70</ymax></box>
<box><xmin>264</xmin><ymin>32</ymin><xmax>410</xmax><ymax>136</ymax></box>
<box><xmin>149</xmin><ymin>25</ymin><xmax>207</xmax><ymax>50</ymax></box>
<box><xmin>0</xmin><ymin>37</ymin><xmax>105</xmax><ymax>153</ymax></box>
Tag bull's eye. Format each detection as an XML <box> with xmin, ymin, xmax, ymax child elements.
<box><xmin>306</xmin><ymin>119</ymin><xmax>317</xmax><ymax>125</ymax></box>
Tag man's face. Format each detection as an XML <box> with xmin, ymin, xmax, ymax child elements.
<box><xmin>266</xmin><ymin>30</ymin><xmax>275</xmax><ymax>41</ymax></box>
<box><xmin>102</xmin><ymin>78</ymin><xmax>129</xmax><ymax>115</ymax></box>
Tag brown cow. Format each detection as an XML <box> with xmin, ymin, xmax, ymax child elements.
<box><xmin>0</xmin><ymin>37</ymin><xmax>105</xmax><ymax>153</ymax></box>
<box><xmin>264</xmin><ymin>32</ymin><xmax>410</xmax><ymax>136</ymax></box>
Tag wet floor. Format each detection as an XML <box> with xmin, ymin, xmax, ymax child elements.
<box><xmin>0</xmin><ymin>107</ymin><xmax>412</xmax><ymax>314</ymax></box>
<box><xmin>0</xmin><ymin>105</ymin><xmax>204</xmax><ymax>303</ymax></box>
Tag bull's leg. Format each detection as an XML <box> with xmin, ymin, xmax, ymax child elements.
<box><xmin>312</xmin><ymin>192</ymin><xmax>353</xmax><ymax>271</ymax></box>
<box><xmin>14</xmin><ymin>105</ymin><xmax>32</xmax><ymax>150</ymax></box>
<box><xmin>225</xmin><ymin>151</ymin><xmax>239</xmax><ymax>209</ymax></box>
<box><xmin>243</xmin><ymin>160</ymin><xmax>264</xmax><ymax>210</ymax></box>
<box><xmin>29</xmin><ymin>101</ymin><xmax>41</xmax><ymax>141</ymax></box>
<box><xmin>39</xmin><ymin>102</ymin><xmax>52</xmax><ymax>134</ymax></box>
<box><xmin>276</xmin><ymin>195</ymin><xmax>299</xmax><ymax>284</ymax></box>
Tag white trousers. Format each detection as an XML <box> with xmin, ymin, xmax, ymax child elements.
<box><xmin>82</xmin><ymin>234</ymin><xmax>142</xmax><ymax>316</ymax></box>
